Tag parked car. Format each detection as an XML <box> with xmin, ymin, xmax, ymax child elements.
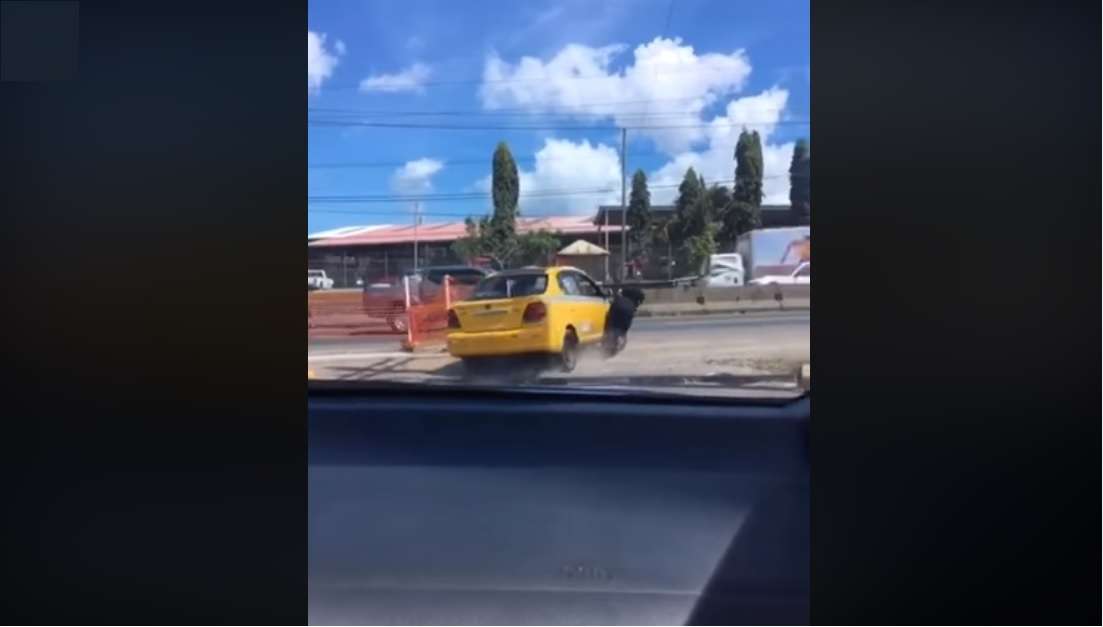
<box><xmin>446</xmin><ymin>266</ymin><xmax>610</xmax><ymax>373</ymax></box>
<box><xmin>363</xmin><ymin>266</ymin><xmax>490</xmax><ymax>333</ymax></box>
<box><xmin>308</xmin><ymin>269</ymin><xmax>335</xmax><ymax>290</ymax></box>
<box><xmin>748</xmin><ymin>261</ymin><xmax>810</xmax><ymax>286</ymax></box>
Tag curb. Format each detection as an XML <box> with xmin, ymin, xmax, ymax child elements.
<box><xmin>636</xmin><ymin>305</ymin><xmax>810</xmax><ymax>318</ymax></box>
<box><xmin>400</xmin><ymin>342</ymin><xmax>449</xmax><ymax>354</ymax></box>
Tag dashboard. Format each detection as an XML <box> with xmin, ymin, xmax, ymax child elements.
<box><xmin>309</xmin><ymin>385</ymin><xmax>809</xmax><ymax>625</ymax></box>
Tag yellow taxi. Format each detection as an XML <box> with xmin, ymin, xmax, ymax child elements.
<box><xmin>446</xmin><ymin>266</ymin><xmax>610</xmax><ymax>372</ymax></box>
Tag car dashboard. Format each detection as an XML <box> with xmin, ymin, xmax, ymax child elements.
<box><xmin>309</xmin><ymin>384</ymin><xmax>809</xmax><ymax>625</ymax></box>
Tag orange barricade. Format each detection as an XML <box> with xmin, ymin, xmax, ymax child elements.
<box><xmin>401</xmin><ymin>275</ymin><xmax>476</xmax><ymax>351</ymax></box>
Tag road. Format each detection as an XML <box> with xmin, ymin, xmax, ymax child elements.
<box><xmin>309</xmin><ymin>311</ymin><xmax>808</xmax><ymax>354</ymax></box>
<box><xmin>309</xmin><ymin>311</ymin><xmax>809</xmax><ymax>384</ymax></box>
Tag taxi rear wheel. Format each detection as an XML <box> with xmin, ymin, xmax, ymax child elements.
<box><xmin>560</xmin><ymin>329</ymin><xmax>579</xmax><ymax>372</ymax></box>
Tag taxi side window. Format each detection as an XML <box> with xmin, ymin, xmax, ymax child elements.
<box><xmin>558</xmin><ymin>273</ymin><xmax>582</xmax><ymax>295</ymax></box>
<box><xmin>576</xmin><ymin>275</ymin><xmax>603</xmax><ymax>298</ymax></box>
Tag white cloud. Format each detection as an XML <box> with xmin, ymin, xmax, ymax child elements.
<box><xmin>360</xmin><ymin>63</ymin><xmax>432</xmax><ymax>93</ymax></box>
<box><xmin>391</xmin><ymin>158</ymin><xmax>445</xmax><ymax>194</ymax></box>
<box><xmin>475</xmin><ymin>139</ymin><xmax>622</xmax><ymax>216</ymax></box>
<box><xmin>479</xmin><ymin>37</ymin><xmax>752</xmax><ymax>153</ymax></box>
<box><xmin>308</xmin><ymin>31</ymin><xmax>341</xmax><ymax>95</ymax></box>
<box><xmin>475</xmin><ymin>40</ymin><xmax>803</xmax><ymax>212</ymax></box>
<box><xmin>650</xmin><ymin>87</ymin><xmax>795</xmax><ymax>206</ymax></box>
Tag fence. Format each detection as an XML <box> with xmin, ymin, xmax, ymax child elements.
<box><xmin>401</xmin><ymin>275</ymin><xmax>477</xmax><ymax>351</ymax></box>
<box><xmin>308</xmin><ymin>288</ymin><xmax>383</xmax><ymax>337</ymax></box>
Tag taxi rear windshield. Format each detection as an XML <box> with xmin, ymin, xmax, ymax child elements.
<box><xmin>470</xmin><ymin>274</ymin><xmax>547</xmax><ymax>300</ymax></box>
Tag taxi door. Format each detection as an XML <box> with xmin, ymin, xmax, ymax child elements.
<box><xmin>571</xmin><ymin>271</ymin><xmax>612</xmax><ymax>342</ymax></box>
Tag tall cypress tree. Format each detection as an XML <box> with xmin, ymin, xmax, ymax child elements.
<box><xmin>491</xmin><ymin>141</ymin><xmax>519</xmax><ymax>238</ymax></box>
<box><xmin>625</xmin><ymin>169</ymin><xmax>652</xmax><ymax>258</ymax></box>
<box><xmin>789</xmin><ymin>138</ymin><xmax>810</xmax><ymax>223</ymax></box>
<box><xmin>721</xmin><ymin>130</ymin><xmax>764</xmax><ymax>245</ymax></box>
<box><xmin>733</xmin><ymin>129</ymin><xmax>764</xmax><ymax>207</ymax></box>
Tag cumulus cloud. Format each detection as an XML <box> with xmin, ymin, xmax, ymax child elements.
<box><xmin>360</xmin><ymin>63</ymin><xmax>432</xmax><ymax>93</ymax></box>
<box><xmin>649</xmin><ymin>87</ymin><xmax>794</xmax><ymax>205</ymax></box>
<box><xmin>475</xmin><ymin>139</ymin><xmax>622</xmax><ymax>215</ymax></box>
<box><xmin>479</xmin><ymin>37</ymin><xmax>751</xmax><ymax>153</ymax></box>
<box><xmin>308</xmin><ymin>31</ymin><xmax>342</xmax><ymax>94</ymax></box>
<box><xmin>391</xmin><ymin>158</ymin><xmax>444</xmax><ymax>194</ymax></box>
<box><xmin>474</xmin><ymin>40</ymin><xmax>802</xmax><ymax>210</ymax></box>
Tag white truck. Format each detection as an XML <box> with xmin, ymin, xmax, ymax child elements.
<box><xmin>694</xmin><ymin>226</ymin><xmax>811</xmax><ymax>287</ymax></box>
<box><xmin>701</xmin><ymin>253</ymin><xmax>747</xmax><ymax>287</ymax></box>
<box><xmin>735</xmin><ymin>226</ymin><xmax>810</xmax><ymax>282</ymax></box>
<box><xmin>748</xmin><ymin>261</ymin><xmax>810</xmax><ymax>285</ymax></box>
<box><xmin>307</xmin><ymin>269</ymin><xmax>335</xmax><ymax>290</ymax></box>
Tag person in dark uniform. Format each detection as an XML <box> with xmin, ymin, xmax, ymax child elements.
<box><xmin>603</xmin><ymin>286</ymin><xmax>646</xmax><ymax>356</ymax></box>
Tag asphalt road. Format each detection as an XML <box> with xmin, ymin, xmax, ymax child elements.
<box><xmin>309</xmin><ymin>311</ymin><xmax>809</xmax><ymax>356</ymax></box>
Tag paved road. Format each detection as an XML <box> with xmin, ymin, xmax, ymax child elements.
<box><xmin>309</xmin><ymin>311</ymin><xmax>808</xmax><ymax>355</ymax></box>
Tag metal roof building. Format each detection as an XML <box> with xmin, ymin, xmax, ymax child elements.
<box><xmin>307</xmin><ymin>215</ymin><xmax>621</xmax><ymax>288</ymax></box>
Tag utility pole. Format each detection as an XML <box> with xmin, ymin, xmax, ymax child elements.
<box><xmin>619</xmin><ymin>127</ymin><xmax>627</xmax><ymax>283</ymax></box>
<box><xmin>603</xmin><ymin>206</ymin><xmax>610</xmax><ymax>281</ymax></box>
<box><xmin>412</xmin><ymin>201</ymin><xmax>420</xmax><ymax>272</ymax></box>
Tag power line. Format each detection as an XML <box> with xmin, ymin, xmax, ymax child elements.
<box><xmin>309</xmin><ymin>208</ymin><xmax>474</xmax><ymax>217</ymax></box>
<box><xmin>307</xmin><ymin>176</ymin><xmax>791</xmax><ymax>205</ymax></box>
<box><xmin>308</xmin><ymin>95</ymin><xmax>731</xmax><ymax>115</ymax></box>
<box><xmin>320</xmin><ymin>65</ymin><xmax>752</xmax><ymax>91</ymax></box>
<box><xmin>309</xmin><ymin>150</ymin><xmax>670</xmax><ymax>169</ymax></box>
<box><xmin>309</xmin><ymin>187</ymin><xmax>622</xmax><ymax>203</ymax></box>
<box><xmin>309</xmin><ymin>107</ymin><xmax>750</xmax><ymax>120</ymax></box>
<box><xmin>309</xmin><ymin>119</ymin><xmax>809</xmax><ymax>131</ymax></box>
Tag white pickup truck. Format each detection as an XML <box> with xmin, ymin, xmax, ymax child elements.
<box><xmin>308</xmin><ymin>269</ymin><xmax>335</xmax><ymax>290</ymax></box>
<box><xmin>748</xmin><ymin>262</ymin><xmax>810</xmax><ymax>286</ymax></box>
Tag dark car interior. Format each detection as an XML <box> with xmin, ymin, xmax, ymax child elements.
<box><xmin>309</xmin><ymin>383</ymin><xmax>809</xmax><ymax>625</ymax></box>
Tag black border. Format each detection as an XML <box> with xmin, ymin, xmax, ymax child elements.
<box><xmin>0</xmin><ymin>0</ymin><xmax>1098</xmax><ymax>623</ymax></box>
<box><xmin>0</xmin><ymin>0</ymin><xmax>306</xmax><ymax>622</ymax></box>
<box><xmin>811</xmin><ymin>0</ymin><xmax>1100</xmax><ymax>622</ymax></box>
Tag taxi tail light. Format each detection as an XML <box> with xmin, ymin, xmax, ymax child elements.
<box><xmin>522</xmin><ymin>302</ymin><xmax>547</xmax><ymax>324</ymax></box>
<box><xmin>447</xmin><ymin>309</ymin><xmax>461</xmax><ymax>329</ymax></box>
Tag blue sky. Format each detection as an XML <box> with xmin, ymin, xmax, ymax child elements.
<box><xmin>308</xmin><ymin>0</ymin><xmax>809</xmax><ymax>235</ymax></box>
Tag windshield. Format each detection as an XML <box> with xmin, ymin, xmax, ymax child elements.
<box><xmin>307</xmin><ymin>0</ymin><xmax>809</xmax><ymax>399</ymax></box>
<box><xmin>470</xmin><ymin>273</ymin><xmax>548</xmax><ymax>300</ymax></box>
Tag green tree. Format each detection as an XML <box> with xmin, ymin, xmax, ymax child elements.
<box><xmin>682</xmin><ymin>223</ymin><xmax>718</xmax><ymax>276</ymax></box>
<box><xmin>788</xmin><ymin>138</ymin><xmax>810</xmax><ymax>223</ymax></box>
<box><xmin>491</xmin><ymin>142</ymin><xmax>519</xmax><ymax>241</ymax></box>
<box><xmin>649</xmin><ymin>216</ymin><xmax>676</xmax><ymax>279</ymax></box>
<box><xmin>708</xmin><ymin>184</ymin><xmax>732</xmax><ymax>215</ymax></box>
<box><xmin>720</xmin><ymin>130</ymin><xmax>764</xmax><ymax>245</ymax></box>
<box><xmin>670</xmin><ymin>168</ymin><xmax>723</xmax><ymax>273</ymax></box>
<box><xmin>733</xmin><ymin>129</ymin><xmax>764</xmax><ymax>206</ymax></box>
<box><xmin>515</xmin><ymin>230</ymin><xmax>561</xmax><ymax>266</ymax></box>
<box><xmin>625</xmin><ymin>169</ymin><xmax>652</xmax><ymax>261</ymax></box>
<box><xmin>453</xmin><ymin>142</ymin><xmax>531</xmax><ymax>269</ymax></box>
<box><xmin>672</xmin><ymin>167</ymin><xmax>705</xmax><ymax>243</ymax></box>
